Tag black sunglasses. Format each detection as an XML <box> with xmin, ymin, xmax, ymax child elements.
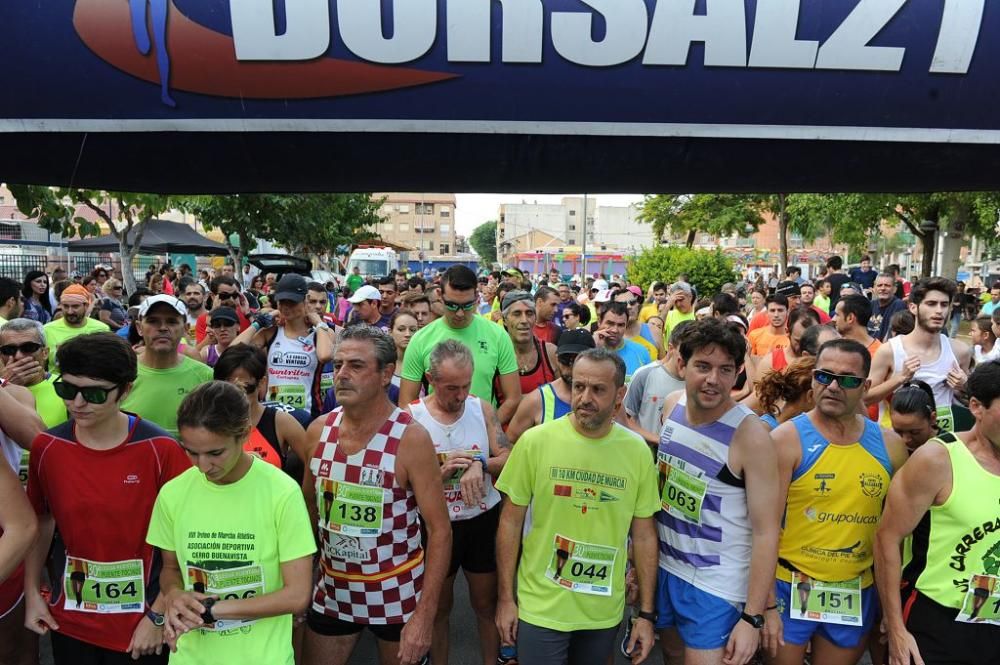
<box><xmin>216</xmin><ymin>292</ymin><xmax>238</xmax><ymax>301</ymax></box>
<box><xmin>53</xmin><ymin>379</ymin><xmax>120</xmax><ymax>404</ymax></box>
<box><xmin>0</xmin><ymin>341</ymin><xmax>43</xmax><ymax>356</ymax></box>
<box><xmin>209</xmin><ymin>319</ymin><xmax>237</xmax><ymax>328</ymax></box>
<box><xmin>442</xmin><ymin>299</ymin><xmax>477</xmax><ymax>312</ymax></box>
<box><xmin>813</xmin><ymin>369</ymin><xmax>865</xmax><ymax>390</ymax></box>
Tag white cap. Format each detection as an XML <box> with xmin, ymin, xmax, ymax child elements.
<box><xmin>592</xmin><ymin>279</ymin><xmax>609</xmax><ymax>291</ymax></box>
<box><xmin>594</xmin><ymin>289</ymin><xmax>613</xmax><ymax>303</ymax></box>
<box><xmin>138</xmin><ymin>294</ymin><xmax>187</xmax><ymax>318</ymax></box>
<box><xmin>348</xmin><ymin>285</ymin><xmax>382</xmax><ymax>304</ymax></box>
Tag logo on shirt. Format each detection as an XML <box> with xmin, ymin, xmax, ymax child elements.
<box><xmin>478</xmin><ymin>341</ymin><xmax>489</xmax><ymax>352</ymax></box>
<box><xmin>359</xmin><ymin>466</ymin><xmax>384</xmax><ymax>487</ymax></box>
<box><xmin>858</xmin><ymin>472</ymin><xmax>885</xmax><ymax>499</ymax></box>
<box><xmin>318</xmin><ymin>460</ymin><xmax>332</xmax><ymax>477</ymax></box>
<box><xmin>124</xmin><ymin>473</ymin><xmax>141</xmax><ymax>485</ymax></box>
<box><xmin>270</xmin><ymin>350</ymin><xmax>312</xmax><ymax>368</ymax></box>
<box><xmin>813</xmin><ymin>473</ymin><xmax>835</xmax><ymax>496</ymax></box>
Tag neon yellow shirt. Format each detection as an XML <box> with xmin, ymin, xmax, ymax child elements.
<box><xmin>495</xmin><ymin>417</ymin><xmax>659</xmax><ymax>632</ymax></box>
<box><xmin>146</xmin><ymin>459</ymin><xmax>316</xmax><ymax>665</ymax></box>
<box><xmin>27</xmin><ymin>375</ymin><xmax>68</xmax><ymax>429</ymax></box>
<box><xmin>121</xmin><ymin>357</ymin><xmax>213</xmax><ymax>437</ymax></box>
<box><xmin>663</xmin><ymin>309</ymin><xmax>695</xmax><ymax>339</ymax></box>
<box><xmin>402</xmin><ymin>316</ymin><xmax>517</xmax><ymax>406</ymax></box>
<box><xmin>43</xmin><ymin>317</ymin><xmax>110</xmax><ymax>371</ymax></box>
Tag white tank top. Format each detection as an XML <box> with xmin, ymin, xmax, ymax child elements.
<box><xmin>0</xmin><ymin>427</ymin><xmax>23</xmax><ymax>479</ymax></box>
<box><xmin>409</xmin><ymin>396</ymin><xmax>501</xmax><ymax>521</ymax></box>
<box><xmin>889</xmin><ymin>334</ymin><xmax>958</xmax><ymax>431</ymax></box>
<box><xmin>266</xmin><ymin>326</ymin><xmax>319</xmax><ymax>413</ymax></box>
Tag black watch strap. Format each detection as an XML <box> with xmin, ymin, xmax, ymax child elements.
<box><xmin>636</xmin><ymin>610</ymin><xmax>657</xmax><ymax>624</ymax></box>
<box><xmin>145</xmin><ymin>608</ymin><xmax>165</xmax><ymax>627</ymax></box>
<box><xmin>200</xmin><ymin>597</ymin><xmax>217</xmax><ymax>625</ymax></box>
<box><xmin>740</xmin><ymin>612</ymin><xmax>765</xmax><ymax>628</ymax></box>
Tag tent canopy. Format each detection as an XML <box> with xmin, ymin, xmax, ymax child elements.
<box><xmin>67</xmin><ymin>219</ymin><xmax>229</xmax><ymax>256</ymax></box>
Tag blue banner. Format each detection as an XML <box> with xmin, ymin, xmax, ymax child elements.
<box><xmin>2</xmin><ymin>0</ymin><xmax>998</xmax><ymax>143</ymax></box>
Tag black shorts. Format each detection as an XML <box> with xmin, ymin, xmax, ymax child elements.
<box><xmin>306</xmin><ymin>608</ymin><xmax>404</xmax><ymax>642</ymax></box>
<box><xmin>70</xmin><ymin>572</ymin><xmax>86</xmax><ymax>583</ymax></box>
<box><xmin>449</xmin><ymin>503</ymin><xmax>500</xmax><ymax>577</ymax></box>
<box><xmin>903</xmin><ymin>589</ymin><xmax>1000</xmax><ymax>665</ymax></box>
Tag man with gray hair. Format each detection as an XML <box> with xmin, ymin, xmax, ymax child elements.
<box><xmin>664</xmin><ymin>282</ymin><xmax>696</xmax><ymax>338</ymax></box>
<box><xmin>301</xmin><ymin>323</ymin><xmax>452</xmax><ymax>665</ymax></box>
<box><xmin>0</xmin><ymin>319</ymin><xmax>67</xmax><ymax>428</ymax></box>
<box><xmin>496</xmin><ymin>291</ymin><xmax>558</xmax><ymax>405</ymax></box>
<box><xmin>408</xmin><ymin>339</ymin><xmax>507</xmax><ymax>665</ymax></box>
<box><xmin>495</xmin><ymin>347</ymin><xmax>660</xmax><ymax>665</ymax></box>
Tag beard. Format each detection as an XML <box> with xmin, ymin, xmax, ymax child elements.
<box><xmin>916</xmin><ymin>308</ymin><xmax>946</xmax><ymax>333</ymax></box>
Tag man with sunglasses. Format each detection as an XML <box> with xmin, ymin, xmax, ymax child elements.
<box><xmin>0</xmin><ymin>319</ymin><xmax>68</xmax><ymax>428</ymax></box>
<box><xmin>194</xmin><ymin>276</ymin><xmax>251</xmax><ymax>343</ymax></box>
<box><xmin>23</xmin><ymin>332</ymin><xmax>190</xmax><ymax>665</ymax></box>
<box><xmin>506</xmin><ymin>329</ymin><xmax>595</xmax><ymax>444</ymax></box>
<box><xmin>615</xmin><ymin>288</ymin><xmax>663</xmax><ymax>361</ymax></box>
<box><xmin>765</xmin><ymin>339</ymin><xmax>906</xmax><ymax>665</ymax></box>
<box><xmin>122</xmin><ymin>295</ymin><xmax>213</xmax><ymax>438</ymax></box>
<box><xmin>401</xmin><ymin>265</ymin><xmax>521</xmax><ymax>425</ymax></box>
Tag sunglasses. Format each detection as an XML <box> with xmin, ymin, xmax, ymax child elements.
<box><xmin>233</xmin><ymin>381</ymin><xmax>258</xmax><ymax>395</ymax></box>
<box><xmin>0</xmin><ymin>341</ymin><xmax>43</xmax><ymax>356</ymax></box>
<box><xmin>53</xmin><ymin>380</ymin><xmax>119</xmax><ymax>404</ymax></box>
<box><xmin>562</xmin><ymin>313</ymin><xmax>577</xmax><ymax>319</ymax></box>
<box><xmin>442</xmin><ymin>299</ymin><xmax>477</xmax><ymax>312</ymax></box>
<box><xmin>216</xmin><ymin>292</ymin><xmax>238</xmax><ymax>301</ymax></box>
<box><xmin>210</xmin><ymin>319</ymin><xmax>237</xmax><ymax>328</ymax></box>
<box><xmin>813</xmin><ymin>369</ymin><xmax>865</xmax><ymax>389</ymax></box>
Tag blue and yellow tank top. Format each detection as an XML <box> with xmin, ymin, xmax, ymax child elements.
<box><xmin>777</xmin><ymin>414</ymin><xmax>892</xmax><ymax>587</ymax></box>
<box><xmin>539</xmin><ymin>383</ymin><xmax>571</xmax><ymax>423</ymax></box>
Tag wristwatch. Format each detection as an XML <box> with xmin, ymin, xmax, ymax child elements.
<box><xmin>146</xmin><ymin>608</ymin><xmax>165</xmax><ymax>627</ymax></box>
<box><xmin>476</xmin><ymin>453</ymin><xmax>489</xmax><ymax>473</ymax></box>
<box><xmin>636</xmin><ymin>610</ymin><xmax>657</xmax><ymax>624</ymax></box>
<box><xmin>200</xmin><ymin>597</ymin><xmax>217</xmax><ymax>625</ymax></box>
<box><xmin>740</xmin><ymin>612</ymin><xmax>765</xmax><ymax>629</ymax></box>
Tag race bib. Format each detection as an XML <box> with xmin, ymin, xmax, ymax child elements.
<box><xmin>63</xmin><ymin>557</ymin><xmax>144</xmax><ymax>614</ymax></box>
<box><xmin>936</xmin><ymin>405</ymin><xmax>955</xmax><ymax>433</ymax></box>
<box><xmin>18</xmin><ymin>449</ymin><xmax>29</xmax><ymax>487</ymax></box>
<box><xmin>187</xmin><ymin>564</ymin><xmax>264</xmax><ymax>632</ymax></box>
<box><xmin>318</xmin><ymin>479</ymin><xmax>384</xmax><ymax>537</ymax></box>
<box><xmin>789</xmin><ymin>573</ymin><xmax>863</xmax><ymax>626</ymax></box>
<box><xmin>273</xmin><ymin>384</ymin><xmax>307</xmax><ymax>409</ymax></box>
<box><xmin>320</xmin><ymin>370</ymin><xmax>334</xmax><ymax>397</ymax></box>
<box><xmin>956</xmin><ymin>574</ymin><xmax>1000</xmax><ymax>625</ymax></box>
<box><xmin>658</xmin><ymin>453</ymin><xmax>708</xmax><ymax>525</ymax></box>
<box><xmin>545</xmin><ymin>535</ymin><xmax>617</xmax><ymax>596</ymax></box>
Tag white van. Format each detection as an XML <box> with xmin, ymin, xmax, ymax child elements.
<box><xmin>346</xmin><ymin>246</ymin><xmax>399</xmax><ymax>279</ymax></box>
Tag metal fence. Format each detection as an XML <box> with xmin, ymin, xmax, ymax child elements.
<box><xmin>0</xmin><ymin>254</ymin><xmax>48</xmax><ymax>280</ymax></box>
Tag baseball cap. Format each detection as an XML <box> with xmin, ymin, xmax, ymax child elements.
<box><xmin>775</xmin><ymin>281</ymin><xmax>801</xmax><ymax>298</ymax></box>
<box><xmin>594</xmin><ymin>289</ymin><xmax>613</xmax><ymax>303</ymax></box>
<box><xmin>274</xmin><ymin>273</ymin><xmax>308</xmax><ymax>303</ymax></box>
<box><xmin>592</xmin><ymin>279</ymin><xmax>609</xmax><ymax>291</ymax></box>
<box><xmin>139</xmin><ymin>294</ymin><xmax>187</xmax><ymax>318</ymax></box>
<box><xmin>557</xmin><ymin>329</ymin><xmax>596</xmax><ymax>356</ymax></box>
<box><xmin>501</xmin><ymin>290</ymin><xmax>534</xmax><ymax>312</ymax></box>
<box><xmin>208</xmin><ymin>306</ymin><xmax>239</xmax><ymax>325</ymax></box>
<box><xmin>626</xmin><ymin>285</ymin><xmax>643</xmax><ymax>298</ymax></box>
<box><xmin>348</xmin><ymin>284</ymin><xmax>382</xmax><ymax>304</ymax></box>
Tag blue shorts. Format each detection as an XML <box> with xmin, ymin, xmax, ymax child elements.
<box><xmin>775</xmin><ymin>579</ymin><xmax>878</xmax><ymax>649</ymax></box>
<box><xmin>655</xmin><ymin>569</ymin><xmax>742</xmax><ymax>650</ymax></box>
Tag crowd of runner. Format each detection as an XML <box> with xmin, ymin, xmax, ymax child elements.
<box><xmin>0</xmin><ymin>256</ymin><xmax>998</xmax><ymax>665</ymax></box>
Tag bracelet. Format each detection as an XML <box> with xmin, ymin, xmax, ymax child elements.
<box><xmin>477</xmin><ymin>453</ymin><xmax>489</xmax><ymax>472</ymax></box>
<box><xmin>766</xmin><ymin>605</ymin><xmax>778</xmax><ymax>612</ymax></box>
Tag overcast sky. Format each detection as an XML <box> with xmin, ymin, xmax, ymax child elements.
<box><xmin>454</xmin><ymin>193</ymin><xmax>645</xmax><ymax>236</ymax></box>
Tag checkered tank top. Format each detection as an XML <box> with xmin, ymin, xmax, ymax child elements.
<box><xmin>310</xmin><ymin>407</ymin><xmax>424</xmax><ymax>624</ymax></box>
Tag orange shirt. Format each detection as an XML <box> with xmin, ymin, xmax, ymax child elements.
<box><xmin>748</xmin><ymin>328</ymin><xmax>790</xmax><ymax>357</ymax></box>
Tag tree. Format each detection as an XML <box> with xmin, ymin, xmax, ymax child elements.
<box><xmin>177</xmin><ymin>194</ymin><xmax>385</xmax><ymax>271</ymax></box>
<box><xmin>10</xmin><ymin>186</ymin><xmax>172</xmax><ymax>294</ymax></box>
<box><xmin>636</xmin><ymin>194</ymin><xmax>766</xmax><ymax>248</ymax></box>
<box><xmin>268</xmin><ymin>194</ymin><xmax>384</xmax><ymax>269</ymax></box>
<box><xmin>469</xmin><ymin>221</ymin><xmax>498</xmax><ymax>265</ymax></box>
<box><xmin>175</xmin><ymin>194</ymin><xmax>288</xmax><ymax>269</ymax></box>
<box><xmin>627</xmin><ymin>246</ymin><xmax>736</xmax><ymax>297</ymax></box>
